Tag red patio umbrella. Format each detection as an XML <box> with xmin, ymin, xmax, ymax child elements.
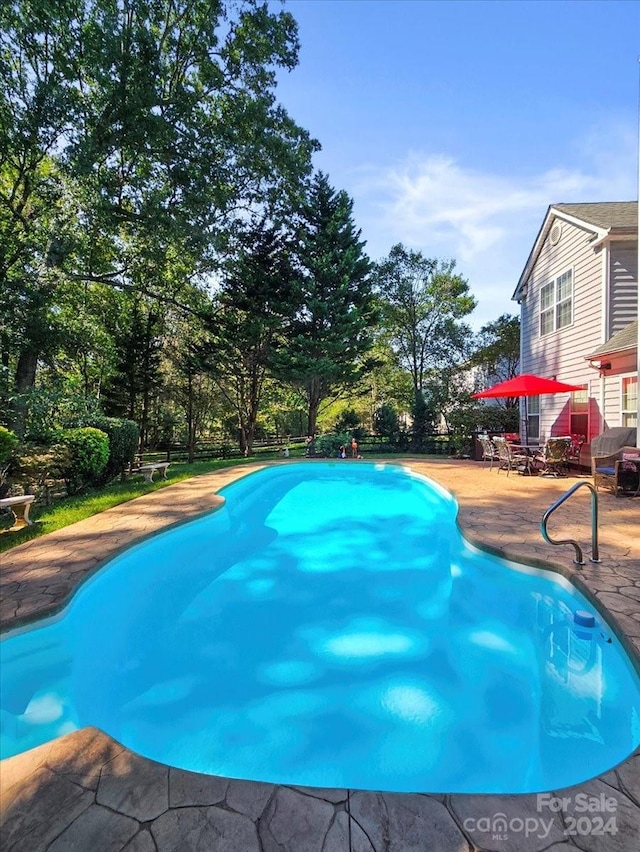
<box><xmin>471</xmin><ymin>374</ymin><xmax>584</xmax><ymax>399</ymax></box>
<box><xmin>472</xmin><ymin>374</ymin><xmax>584</xmax><ymax>443</ymax></box>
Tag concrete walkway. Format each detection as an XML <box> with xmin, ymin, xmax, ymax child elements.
<box><xmin>1</xmin><ymin>458</ymin><xmax>639</xmax><ymax>851</ymax></box>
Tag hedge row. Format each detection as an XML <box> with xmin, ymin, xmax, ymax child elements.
<box><xmin>1</xmin><ymin>418</ymin><xmax>140</xmax><ymax>497</ymax></box>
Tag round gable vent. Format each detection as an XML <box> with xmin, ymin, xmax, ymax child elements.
<box><xmin>549</xmin><ymin>222</ymin><xmax>562</xmax><ymax>246</ymax></box>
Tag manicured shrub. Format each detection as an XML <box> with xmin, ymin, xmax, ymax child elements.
<box><xmin>0</xmin><ymin>426</ymin><xmax>20</xmax><ymax>497</ymax></box>
<box><xmin>313</xmin><ymin>432</ymin><xmax>352</xmax><ymax>458</ymax></box>
<box><xmin>88</xmin><ymin>417</ymin><xmax>140</xmax><ymax>483</ymax></box>
<box><xmin>332</xmin><ymin>408</ymin><xmax>364</xmax><ymax>440</ymax></box>
<box><xmin>56</xmin><ymin>427</ymin><xmax>109</xmax><ymax>494</ymax></box>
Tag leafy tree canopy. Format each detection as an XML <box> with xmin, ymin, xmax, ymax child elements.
<box><xmin>373</xmin><ymin>243</ymin><xmax>476</xmax><ymax>399</ymax></box>
<box><xmin>1</xmin><ymin>0</ymin><xmax>318</xmax><ymax>433</ymax></box>
<box><xmin>469</xmin><ymin>313</ymin><xmax>520</xmax><ymax>406</ymax></box>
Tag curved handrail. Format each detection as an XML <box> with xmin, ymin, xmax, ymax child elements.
<box><xmin>540</xmin><ymin>481</ymin><xmax>601</xmax><ymax>566</ymax></box>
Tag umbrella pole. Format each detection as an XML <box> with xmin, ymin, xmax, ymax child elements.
<box><xmin>523</xmin><ymin>397</ymin><xmax>528</xmax><ymax>445</ymax></box>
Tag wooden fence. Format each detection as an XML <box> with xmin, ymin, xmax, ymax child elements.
<box><xmin>135</xmin><ymin>433</ymin><xmax>452</xmax><ymax>466</ymax></box>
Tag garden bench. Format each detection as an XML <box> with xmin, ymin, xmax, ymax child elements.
<box><xmin>0</xmin><ymin>494</ymin><xmax>35</xmax><ymax>531</ymax></box>
<box><xmin>137</xmin><ymin>462</ymin><xmax>171</xmax><ymax>483</ymax></box>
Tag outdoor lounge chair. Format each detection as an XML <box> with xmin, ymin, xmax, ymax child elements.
<box><xmin>591</xmin><ymin>428</ymin><xmax>638</xmax><ymax>497</ymax></box>
<box><xmin>478</xmin><ymin>434</ymin><xmax>499</xmax><ymax>470</ymax></box>
<box><xmin>590</xmin><ymin>427</ymin><xmax>637</xmax><ymax>458</ymax></box>
<box><xmin>493</xmin><ymin>436</ymin><xmax>528</xmax><ymax>476</ymax></box>
<box><xmin>534</xmin><ymin>437</ymin><xmax>572</xmax><ymax>477</ymax></box>
<box><xmin>592</xmin><ymin>445</ymin><xmax>640</xmax><ymax>497</ymax></box>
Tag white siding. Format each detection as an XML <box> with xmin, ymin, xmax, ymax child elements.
<box><xmin>602</xmin><ymin>354</ymin><xmax>638</xmax><ymax>430</ymax></box>
<box><xmin>519</xmin><ymin>218</ymin><xmax>603</xmax><ymax>441</ymax></box>
<box><xmin>609</xmin><ymin>241</ymin><xmax>638</xmax><ymax>335</ymax></box>
<box><xmin>603</xmin><ymin>376</ymin><xmax>621</xmax><ymax>429</ymax></box>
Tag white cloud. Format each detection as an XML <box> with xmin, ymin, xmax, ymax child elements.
<box><xmin>351</xmin><ymin>119</ymin><xmax>637</xmax><ymax>327</ymax></box>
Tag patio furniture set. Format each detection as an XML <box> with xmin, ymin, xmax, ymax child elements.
<box><xmin>478</xmin><ymin>434</ymin><xmax>580</xmax><ymax>478</ymax></box>
<box><xmin>478</xmin><ymin>428</ymin><xmax>640</xmax><ymax>498</ymax></box>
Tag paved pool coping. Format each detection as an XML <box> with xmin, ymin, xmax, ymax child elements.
<box><xmin>1</xmin><ymin>458</ymin><xmax>639</xmax><ymax>851</ymax></box>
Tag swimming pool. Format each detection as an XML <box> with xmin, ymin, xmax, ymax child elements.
<box><xmin>1</xmin><ymin>462</ymin><xmax>639</xmax><ymax>793</ymax></box>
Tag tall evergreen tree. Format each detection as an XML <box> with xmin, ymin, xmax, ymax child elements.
<box><xmin>274</xmin><ymin>173</ymin><xmax>377</xmax><ymax>436</ymax></box>
<box><xmin>164</xmin><ymin>307</ymin><xmax>219</xmax><ymax>462</ymax></box>
<box><xmin>101</xmin><ymin>297</ymin><xmax>164</xmax><ymax>448</ymax></box>
<box><xmin>212</xmin><ymin>219</ymin><xmax>296</xmax><ymax>455</ymax></box>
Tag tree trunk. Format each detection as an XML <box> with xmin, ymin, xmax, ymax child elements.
<box><xmin>239</xmin><ymin>424</ymin><xmax>250</xmax><ymax>456</ymax></box>
<box><xmin>245</xmin><ymin>421</ymin><xmax>254</xmax><ymax>456</ymax></box>
<box><xmin>139</xmin><ymin>312</ymin><xmax>154</xmax><ymax>449</ymax></box>
<box><xmin>306</xmin><ymin>378</ymin><xmax>322</xmax><ymax>437</ymax></box>
<box><xmin>187</xmin><ymin>374</ymin><xmax>195</xmax><ymax>464</ymax></box>
<box><xmin>11</xmin><ymin>348</ymin><xmax>39</xmax><ymax>438</ymax></box>
<box><xmin>0</xmin><ymin>341</ymin><xmax>10</xmax><ymax>420</ymax></box>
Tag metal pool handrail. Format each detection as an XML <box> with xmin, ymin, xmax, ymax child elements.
<box><xmin>541</xmin><ymin>481</ymin><xmax>601</xmax><ymax>566</ymax></box>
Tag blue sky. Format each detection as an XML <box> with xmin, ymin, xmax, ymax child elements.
<box><xmin>273</xmin><ymin>0</ymin><xmax>640</xmax><ymax>328</ymax></box>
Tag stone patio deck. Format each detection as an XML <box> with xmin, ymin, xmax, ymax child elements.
<box><xmin>1</xmin><ymin>458</ymin><xmax>639</xmax><ymax>851</ymax></box>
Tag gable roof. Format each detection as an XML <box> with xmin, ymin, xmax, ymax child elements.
<box><xmin>552</xmin><ymin>202</ymin><xmax>637</xmax><ymax>230</ymax></box>
<box><xmin>512</xmin><ymin>201</ymin><xmax>638</xmax><ymax>301</ymax></box>
<box><xmin>586</xmin><ymin>319</ymin><xmax>638</xmax><ymax>360</ymax></box>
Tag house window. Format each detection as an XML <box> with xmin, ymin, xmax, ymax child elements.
<box><xmin>621</xmin><ymin>376</ymin><xmax>638</xmax><ymax>428</ymax></box>
<box><xmin>570</xmin><ymin>387</ymin><xmax>588</xmax><ymax>439</ymax></box>
<box><xmin>527</xmin><ymin>395</ymin><xmax>540</xmax><ymax>441</ymax></box>
<box><xmin>540</xmin><ymin>269</ymin><xmax>573</xmax><ymax>335</ymax></box>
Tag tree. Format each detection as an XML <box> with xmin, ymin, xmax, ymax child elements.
<box><xmin>374</xmin><ymin>244</ymin><xmax>475</xmax><ymax>448</ymax></box>
<box><xmin>373</xmin><ymin>403</ymin><xmax>400</xmax><ymax>443</ymax></box>
<box><xmin>274</xmin><ymin>172</ymin><xmax>377</xmax><ymax>436</ymax></box>
<box><xmin>425</xmin><ymin>314</ymin><xmax>521</xmax><ymax>455</ymax></box>
<box><xmin>100</xmin><ymin>296</ymin><xmax>165</xmax><ymax>448</ymax></box>
<box><xmin>163</xmin><ymin>311</ymin><xmax>222</xmax><ymax>462</ymax></box>
<box><xmin>469</xmin><ymin>314</ymin><xmax>520</xmax><ymax>406</ymax></box>
<box><xmin>0</xmin><ymin>0</ymin><xmax>317</xmax><ymax>434</ymax></box>
<box><xmin>352</xmin><ymin>334</ymin><xmax>413</xmax><ymax>431</ymax></box>
<box><xmin>211</xmin><ymin>219</ymin><xmax>296</xmax><ymax>455</ymax></box>
<box><xmin>0</xmin><ymin>158</ymin><xmax>81</xmax><ymax>435</ymax></box>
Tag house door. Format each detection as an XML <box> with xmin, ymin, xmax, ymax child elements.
<box><xmin>570</xmin><ymin>387</ymin><xmax>588</xmax><ymax>439</ymax></box>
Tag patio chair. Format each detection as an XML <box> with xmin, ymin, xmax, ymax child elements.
<box><xmin>477</xmin><ymin>434</ymin><xmax>499</xmax><ymax>470</ymax></box>
<box><xmin>493</xmin><ymin>436</ymin><xmax>528</xmax><ymax>476</ymax></box>
<box><xmin>534</xmin><ymin>437</ymin><xmax>572</xmax><ymax>477</ymax></box>
<box><xmin>568</xmin><ymin>434</ymin><xmax>585</xmax><ymax>466</ymax></box>
<box><xmin>592</xmin><ymin>445</ymin><xmax>640</xmax><ymax>497</ymax></box>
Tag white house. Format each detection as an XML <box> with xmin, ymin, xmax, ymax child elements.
<box><xmin>512</xmin><ymin>202</ymin><xmax>638</xmax><ymax>450</ymax></box>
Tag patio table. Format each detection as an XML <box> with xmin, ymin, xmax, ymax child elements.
<box><xmin>509</xmin><ymin>444</ymin><xmax>543</xmax><ymax>476</ymax></box>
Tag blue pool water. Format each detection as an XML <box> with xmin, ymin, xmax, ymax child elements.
<box><xmin>1</xmin><ymin>462</ymin><xmax>639</xmax><ymax>793</ymax></box>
